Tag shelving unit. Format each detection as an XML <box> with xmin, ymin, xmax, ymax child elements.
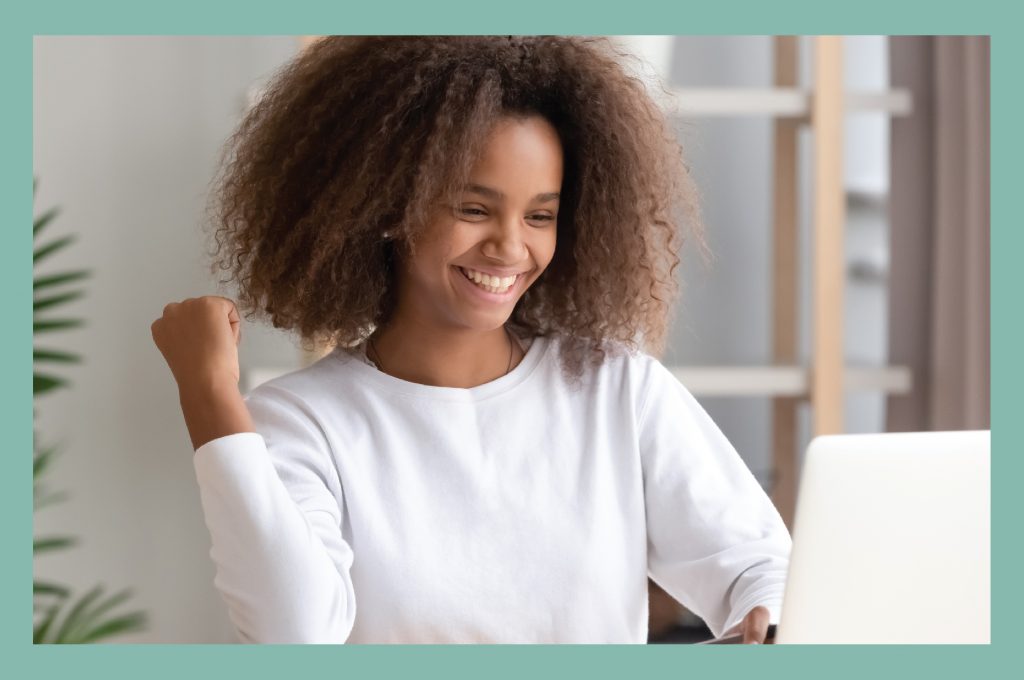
<box><xmin>270</xmin><ymin>36</ymin><xmax>914</xmax><ymax>529</ymax></box>
<box><xmin>665</xmin><ymin>87</ymin><xmax>912</xmax><ymax>118</ymax></box>
<box><xmin>685</xmin><ymin>36</ymin><xmax>912</xmax><ymax>527</ymax></box>
<box><xmin>669</xmin><ymin>365</ymin><xmax>910</xmax><ymax>398</ymax></box>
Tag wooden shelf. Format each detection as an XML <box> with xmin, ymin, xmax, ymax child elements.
<box><xmin>669</xmin><ymin>364</ymin><xmax>912</xmax><ymax>398</ymax></box>
<box><xmin>666</xmin><ymin>87</ymin><xmax>913</xmax><ymax>118</ymax></box>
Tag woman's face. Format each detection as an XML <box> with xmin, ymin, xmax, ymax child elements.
<box><xmin>395</xmin><ymin>115</ymin><xmax>562</xmax><ymax>332</ymax></box>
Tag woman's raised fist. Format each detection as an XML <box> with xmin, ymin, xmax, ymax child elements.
<box><xmin>151</xmin><ymin>296</ymin><xmax>243</xmax><ymax>393</ymax></box>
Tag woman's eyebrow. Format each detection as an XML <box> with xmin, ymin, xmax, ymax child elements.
<box><xmin>465</xmin><ymin>184</ymin><xmax>560</xmax><ymax>203</ymax></box>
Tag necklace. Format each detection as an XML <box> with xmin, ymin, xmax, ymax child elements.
<box><xmin>367</xmin><ymin>326</ymin><xmax>516</xmax><ymax>378</ymax></box>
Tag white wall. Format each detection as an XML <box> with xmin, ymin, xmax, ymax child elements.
<box><xmin>33</xmin><ymin>36</ymin><xmax>306</xmax><ymax>643</ymax></box>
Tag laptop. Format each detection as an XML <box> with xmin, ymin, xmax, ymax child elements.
<box><xmin>768</xmin><ymin>430</ymin><xmax>991</xmax><ymax>644</ymax></box>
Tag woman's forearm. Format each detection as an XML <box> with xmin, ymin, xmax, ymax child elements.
<box><xmin>179</xmin><ymin>380</ymin><xmax>255</xmax><ymax>450</ymax></box>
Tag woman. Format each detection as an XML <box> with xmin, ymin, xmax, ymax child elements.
<box><xmin>151</xmin><ymin>36</ymin><xmax>790</xmax><ymax>644</ymax></box>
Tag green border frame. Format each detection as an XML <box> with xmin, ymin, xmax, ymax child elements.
<box><xmin>8</xmin><ymin>1</ymin><xmax>1013</xmax><ymax>677</ymax></box>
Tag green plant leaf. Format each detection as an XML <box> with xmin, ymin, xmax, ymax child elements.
<box><xmin>34</xmin><ymin>601</ymin><xmax>61</xmax><ymax>644</ymax></box>
<box><xmin>33</xmin><ymin>440</ymin><xmax>58</xmax><ymax>473</ymax></box>
<box><xmin>34</xmin><ymin>373</ymin><xmax>68</xmax><ymax>395</ymax></box>
<box><xmin>34</xmin><ymin>290</ymin><xmax>86</xmax><ymax>314</ymax></box>
<box><xmin>33</xmin><ymin>270</ymin><xmax>90</xmax><ymax>292</ymax></box>
<box><xmin>34</xmin><ymin>489</ymin><xmax>70</xmax><ymax>511</ymax></box>
<box><xmin>30</xmin><ymin>188</ymin><xmax>146</xmax><ymax>644</ymax></box>
<box><xmin>61</xmin><ymin>588</ymin><xmax>142</xmax><ymax>643</ymax></box>
<box><xmin>33</xmin><ymin>235</ymin><xmax>77</xmax><ymax>266</ymax></box>
<box><xmin>33</xmin><ymin>585</ymin><xmax>148</xmax><ymax>644</ymax></box>
<box><xmin>33</xmin><ymin>206</ymin><xmax>61</xmax><ymax>238</ymax></box>
<box><xmin>33</xmin><ymin>319</ymin><xmax>84</xmax><ymax>333</ymax></box>
<box><xmin>75</xmin><ymin>610</ymin><xmax>148</xmax><ymax>644</ymax></box>
<box><xmin>33</xmin><ymin>348</ymin><xmax>81</xmax><ymax>364</ymax></box>
<box><xmin>34</xmin><ymin>581</ymin><xmax>70</xmax><ymax>599</ymax></box>
<box><xmin>34</xmin><ymin>536</ymin><xmax>76</xmax><ymax>554</ymax></box>
<box><xmin>53</xmin><ymin>584</ymin><xmax>105</xmax><ymax>643</ymax></box>
<box><xmin>33</xmin><ymin>443</ymin><xmax>59</xmax><ymax>479</ymax></box>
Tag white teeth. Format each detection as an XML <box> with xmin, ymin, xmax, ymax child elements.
<box><xmin>461</xmin><ymin>267</ymin><xmax>517</xmax><ymax>293</ymax></box>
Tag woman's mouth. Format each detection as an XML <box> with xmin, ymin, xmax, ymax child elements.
<box><xmin>454</xmin><ymin>266</ymin><xmax>524</xmax><ymax>301</ymax></box>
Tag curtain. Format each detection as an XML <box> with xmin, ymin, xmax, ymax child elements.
<box><xmin>886</xmin><ymin>36</ymin><xmax>990</xmax><ymax>431</ymax></box>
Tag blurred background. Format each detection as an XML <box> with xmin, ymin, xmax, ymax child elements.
<box><xmin>32</xmin><ymin>35</ymin><xmax>989</xmax><ymax>643</ymax></box>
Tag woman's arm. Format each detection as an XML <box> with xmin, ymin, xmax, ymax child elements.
<box><xmin>153</xmin><ymin>297</ymin><xmax>356</xmax><ymax>643</ymax></box>
<box><xmin>191</xmin><ymin>384</ymin><xmax>357</xmax><ymax>643</ymax></box>
<box><xmin>637</xmin><ymin>358</ymin><xmax>792</xmax><ymax>640</ymax></box>
<box><xmin>179</xmin><ymin>381</ymin><xmax>253</xmax><ymax>451</ymax></box>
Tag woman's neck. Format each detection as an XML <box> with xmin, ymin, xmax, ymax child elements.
<box><xmin>367</xmin><ymin>317</ymin><xmax>524</xmax><ymax>388</ymax></box>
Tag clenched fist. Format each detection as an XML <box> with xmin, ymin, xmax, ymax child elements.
<box><xmin>151</xmin><ymin>296</ymin><xmax>242</xmax><ymax>392</ymax></box>
<box><xmin>151</xmin><ymin>296</ymin><xmax>254</xmax><ymax>451</ymax></box>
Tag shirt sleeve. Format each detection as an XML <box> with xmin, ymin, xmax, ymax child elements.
<box><xmin>191</xmin><ymin>383</ymin><xmax>357</xmax><ymax>643</ymax></box>
<box><xmin>638</xmin><ymin>358</ymin><xmax>792</xmax><ymax>639</ymax></box>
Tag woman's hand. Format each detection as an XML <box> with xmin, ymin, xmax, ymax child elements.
<box><xmin>151</xmin><ymin>296</ymin><xmax>242</xmax><ymax>393</ymax></box>
<box><xmin>152</xmin><ymin>296</ymin><xmax>254</xmax><ymax>451</ymax></box>
<box><xmin>730</xmin><ymin>605</ymin><xmax>772</xmax><ymax>644</ymax></box>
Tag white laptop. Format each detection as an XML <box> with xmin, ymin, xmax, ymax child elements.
<box><xmin>773</xmin><ymin>430</ymin><xmax>990</xmax><ymax>644</ymax></box>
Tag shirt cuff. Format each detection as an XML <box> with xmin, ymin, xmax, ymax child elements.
<box><xmin>721</xmin><ymin>589</ymin><xmax>785</xmax><ymax>636</ymax></box>
<box><xmin>194</xmin><ymin>431</ymin><xmax>265</xmax><ymax>457</ymax></box>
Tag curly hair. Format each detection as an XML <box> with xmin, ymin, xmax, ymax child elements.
<box><xmin>205</xmin><ymin>35</ymin><xmax>706</xmax><ymax>384</ymax></box>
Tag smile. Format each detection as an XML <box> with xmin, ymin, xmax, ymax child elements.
<box><xmin>455</xmin><ymin>266</ymin><xmax>523</xmax><ymax>299</ymax></box>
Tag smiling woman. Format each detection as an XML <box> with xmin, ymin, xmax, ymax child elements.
<box><xmin>205</xmin><ymin>35</ymin><xmax>706</xmax><ymax>385</ymax></box>
<box><xmin>368</xmin><ymin>115</ymin><xmax>563</xmax><ymax>387</ymax></box>
<box><xmin>152</xmin><ymin>36</ymin><xmax>791</xmax><ymax>645</ymax></box>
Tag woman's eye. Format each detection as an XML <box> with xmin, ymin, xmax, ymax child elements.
<box><xmin>457</xmin><ymin>207</ymin><xmax>554</xmax><ymax>224</ymax></box>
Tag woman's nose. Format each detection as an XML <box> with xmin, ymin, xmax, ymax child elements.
<box><xmin>483</xmin><ymin>216</ymin><xmax>528</xmax><ymax>260</ymax></box>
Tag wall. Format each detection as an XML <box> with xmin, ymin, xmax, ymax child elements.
<box><xmin>33</xmin><ymin>36</ymin><xmax>306</xmax><ymax>643</ymax></box>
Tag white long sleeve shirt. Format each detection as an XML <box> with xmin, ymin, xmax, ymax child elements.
<box><xmin>192</xmin><ymin>333</ymin><xmax>791</xmax><ymax>643</ymax></box>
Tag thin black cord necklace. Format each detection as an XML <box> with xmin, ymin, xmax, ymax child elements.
<box><xmin>367</xmin><ymin>326</ymin><xmax>515</xmax><ymax>377</ymax></box>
